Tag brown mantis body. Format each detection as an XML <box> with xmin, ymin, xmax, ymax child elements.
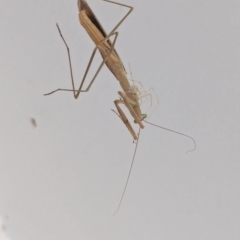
<box><xmin>45</xmin><ymin>0</ymin><xmax>147</xmax><ymax>140</ymax></box>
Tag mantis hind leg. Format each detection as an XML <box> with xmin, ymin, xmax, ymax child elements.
<box><xmin>44</xmin><ymin>25</ymin><xmax>119</xmax><ymax>97</ymax></box>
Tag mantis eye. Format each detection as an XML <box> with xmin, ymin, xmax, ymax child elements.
<box><xmin>134</xmin><ymin>114</ymin><xmax>147</xmax><ymax>123</ymax></box>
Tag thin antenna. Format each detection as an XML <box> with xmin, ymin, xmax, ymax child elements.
<box><xmin>144</xmin><ymin>120</ymin><xmax>196</xmax><ymax>154</ymax></box>
<box><xmin>113</xmin><ymin>126</ymin><xmax>141</xmax><ymax>216</ymax></box>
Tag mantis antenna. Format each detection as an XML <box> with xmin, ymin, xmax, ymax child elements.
<box><xmin>113</xmin><ymin>126</ymin><xmax>141</xmax><ymax>216</ymax></box>
<box><xmin>144</xmin><ymin>120</ymin><xmax>196</xmax><ymax>154</ymax></box>
<box><xmin>112</xmin><ymin>113</ymin><xmax>196</xmax><ymax>215</ymax></box>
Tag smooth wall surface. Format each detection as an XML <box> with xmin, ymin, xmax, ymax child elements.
<box><xmin>0</xmin><ymin>0</ymin><xmax>240</xmax><ymax>239</ymax></box>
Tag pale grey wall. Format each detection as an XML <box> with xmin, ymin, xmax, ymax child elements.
<box><xmin>0</xmin><ymin>0</ymin><xmax>240</xmax><ymax>239</ymax></box>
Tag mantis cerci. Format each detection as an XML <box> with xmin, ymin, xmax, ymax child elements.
<box><xmin>44</xmin><ymin>0</ymin><xmax>196</xmax><ymax>215</ymax></box>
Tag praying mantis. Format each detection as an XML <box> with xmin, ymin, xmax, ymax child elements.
<box><xmin>45</xmin><ymin>0</ymin><xmax>148</xmax><ymax>140</ymax></box>
<box><xmin>45</xmin><ymin>0</ymin><xmax>196</xmax><ymax>214</ymax></box>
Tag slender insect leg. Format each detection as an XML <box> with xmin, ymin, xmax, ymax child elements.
<box><xmin>44</xmin><ymin>26</ymin><xmax>119</xmax><ymax>97</ymax></box>
<box><xmin>114</xmin><ymin>100</ymin><xmax>138</xmax><ymax>140</ymax></box>
<box><xmin>118</xmin><ymin>91</ymin><xmax>144</xmax><ymax>128</ymax></box>
<box><xmin>139</xmin><ymin>88</ymin><xmax>160</xmax><ymax>117</ymax></box>
<box><xmin>102</xmin><ymin>0</ymin><xmax>133</xmax><ymax>36</ymax></box>
<box><xmin>75</xmin><ymin>31</ymin><xmax>119</xmax><ymax>97</ymax></box>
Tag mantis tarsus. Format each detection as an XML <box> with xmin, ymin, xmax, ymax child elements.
<box><xmin>44</xmin><ymin>0</ymin><xmax>196</xmax><ymax>215</ymax></box>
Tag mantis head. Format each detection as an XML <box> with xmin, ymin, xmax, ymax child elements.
<box><xmin>129</xmin><ymin>85</ymin><xmax>140</xmax><ymax>96</ymax></box>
